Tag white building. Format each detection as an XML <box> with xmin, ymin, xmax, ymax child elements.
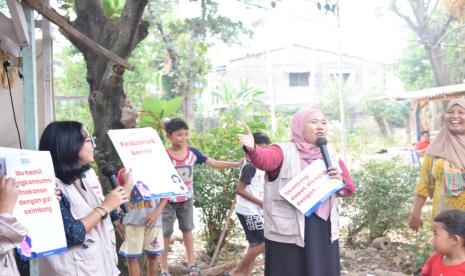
<box><xmin>200</xmin><ymin>1</ymin><xmax>404</xmax><ymax>131</ymax></box>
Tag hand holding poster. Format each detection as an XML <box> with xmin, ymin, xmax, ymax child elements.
<box><xmin>279</xmin><ymin>159</ymin><xmax>344</xmax><ymax>217</ymax></box>
<box><xmin>0</xmin><ymin>147</ymin><xmax>67</xmax><ymax>259</ymax></box>
<box><xmin>108</xmin><ymin>127</ymin><xmax>188</xmax><ymax>200</ymax></box>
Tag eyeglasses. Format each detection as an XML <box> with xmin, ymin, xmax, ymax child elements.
<box><xmin>84</xmin><ymin>136</ymin><xmax>96</xmax><ymax>146</ymax></box>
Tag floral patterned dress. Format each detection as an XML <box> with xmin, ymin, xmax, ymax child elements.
<box><xmin>416</xmin><ymin>154</ymin><xmax>465</xmax><ymax>218</ymax></box>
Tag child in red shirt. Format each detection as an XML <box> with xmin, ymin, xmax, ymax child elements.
<box><xmin>422</xmin><ymin>210</ymin><xmax>465</xmax><ymax>276</ymax></box>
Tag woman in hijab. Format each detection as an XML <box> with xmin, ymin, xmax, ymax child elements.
<box><xmin>237</xmin><ymin>107</ymin><xmax>355</xmax><ymax>276</ymax></box>
<box><xmin>409</xmin><ymin>99</ymin><xmax>465</xmax><ymax>231</ymax></box>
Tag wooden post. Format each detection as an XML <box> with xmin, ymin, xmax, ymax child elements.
<box><xmin>42</xmin><ymin>0</ymin><xmax>54</xmax><ymax>125</ymax></box>
<box><xmin>209</xmin><ymin>198</ymin><xmax>236</xmax><ymax>268</ymax></box>
<box><xmin>22</xmin><ymin>3</ymin><xmax>38</xmax><ymax>150</ymax></box>
<box><xmin>22</xmin><ymin>0</ymin><xmax>133</xmax><ymax>70</ymax></box>
<box><xmin>5</xmin><ymin>0</ymin><xmax>30</xmax><ymax>46</ymax></box>
<box><xmin>414</xmin><ymin>101</ymin><xmax>421</xmax><ymax>142</ymax></box>
<box><xmin>0</xmin><ymin>12</ymin><xmax>21</xmax><ymax>55</ymax></box>
<box><xmin>22</xmin><ymin>4</ymin><xmax>40</xmax><ymax>275</ymax></box>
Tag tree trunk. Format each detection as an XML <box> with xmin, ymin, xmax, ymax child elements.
<box><xmin>374</xmin><ymin>116</ymin><xmax>390</xmax><ymax>139</ymax></box>
<box><xmin>87</xmin><ymin>64</ymin><xmax>126</xmax><ymax>170</ymax></box>
<box><xmin>406</xmin><ymin>114</ymin><xmax>412</xmax><ymax>144</ymax></box>
<box><xmin>64</xmin><ymin>1</ymin><xmax>149</xmax><ymax>274</ymax></box>
<box><xmin>392</xmin><ymin>1</ymin><xmax>456</xmax><ymax>87</ymax></box>
<box><xmin>182</xmin><ymin>90</ymin><xmax>196</xmax><ymax>128</ymax></box>
<box><xmin>425</xmin><ymin>45</ymin><xmax>450</xmax><ymax>86</ymax></box>
<box><xmin>184</xmin><ymin>30</ymin><xmax>197</xmax><ymax>128</ymax></box>
<box><xmin>67</xmin><ymin>0</ymin><xmax>149</xmax><ymax>170</ymax></box>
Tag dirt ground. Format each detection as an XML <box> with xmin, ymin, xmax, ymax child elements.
<box><xmin>163</xmin><ymin>234</ymin><xmax>416</xmax><ymax>276</ymax></box>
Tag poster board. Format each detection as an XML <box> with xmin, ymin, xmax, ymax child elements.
<box><xmin>108</xmin><ymin>128</ymin><xmax>188</xmax><ymax>200</ymax></box>
<box><xmin>0</xmin><ymin>147</ymin><xmax>67</xmax><ymax>259</ymax></box>
<box><xmin>279</xmin><ymin>159</ymin><xmax>344</xmax><ymax>217</ymax></box>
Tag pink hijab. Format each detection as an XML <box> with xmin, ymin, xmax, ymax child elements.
<box><xmin>291</xmin><ymin>107</ymin><xmax>339</xmax><ymax>220</ymax></box>
<box><xmin>290</xmin><ymin>107</ymin><xmax>324</xmax><ymax>169</ymax></box>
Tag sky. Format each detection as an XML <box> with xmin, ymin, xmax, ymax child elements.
<box><xmin>180</xmin><ymin>0</ymin><xmax>413</xmax><ymax>66</ymax></box>
<box><xmin>0</xmin><ymin>0</ymin><xmax>413</xmax><ymax>69</ymax></box>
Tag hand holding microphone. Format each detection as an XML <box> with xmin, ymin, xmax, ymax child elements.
<box><xmin>102</xmin><ymin>165</ymin><xmax>130</xmax><ymax>214</ymax></box>
<box><xmin>315</xmin><ymin>137</ymin><xmax>342</xmax><ymax>181</ymax></box>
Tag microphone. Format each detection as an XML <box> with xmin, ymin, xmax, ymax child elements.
<box><xmin>315</xmin><ymin>137</ymin><xmax>332</xmax><ymax>169</ymax></box>
<box><xmin>101</xmin><ymin>164</ymin><xmax>129</xmax><ymax>214</ymax></box>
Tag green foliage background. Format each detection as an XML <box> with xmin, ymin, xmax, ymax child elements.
<box><xmin>191</xmin><ymin>114</ymin><xmax>270</xmax><ymax>256</ymax></box>
<box><xmin>395</xmin><ymin>39</ymin><xmax>436</xmax><ymax>91</ymax></box>
<box><xmin>342</xmin><ymin>158</ymin><xmax>419</xmax><ymax>242</ymax></box>
<box><xmin>190</xmin><ymin>114</ymin><xmax>244</xmax><ymax>255</ymax></box>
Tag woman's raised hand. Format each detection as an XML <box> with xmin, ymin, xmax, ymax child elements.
<box><xmin>101</xmin><ymin>186</ymin><xmax>129</xmax><ymax>212</ymax></box>
<box><xmin>237</xmin><ymin>124</ymin><xmax>255</xmax><ymax>152</ymax></box>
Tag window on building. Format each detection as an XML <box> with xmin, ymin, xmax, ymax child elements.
<box><xmin>216</xmin><ymin>66</ymin><xmax>227</xmax><ymax>76</ymax></box>
<box><xmin>331</xmin><ymin>72</ymin><xmax>351</xmax><ymax>82</ymax></box>
<box><xmin>289</xmin><ymin>72</ymin><xmax>310</xmax><ymax>87</ymax></box>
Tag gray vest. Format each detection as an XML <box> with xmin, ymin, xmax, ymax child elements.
<box><xmin>39</xmin><ymin>169</ymin><xmax>119</xmax><ymax>276</ymax></box>
<box><xmin>263</xmin><ymin>143</ymin><xmax>340</xmax><ymax>247</ymax></box>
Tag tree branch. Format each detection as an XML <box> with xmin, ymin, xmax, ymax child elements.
<box><xmin>156</xmin><ymin>21</ymin><xmax>178</xmax><ymax>72</ymax></box>
<box><xmin>434</xmin><ymin>19</ymin><xmax>465</xmax><ymax>47</ymax></box>
<box><xmin>129</xmin><ymin>20</ymin><xmax>149</xmax><ymax>52</ymax></box>
<box><xmin>111</xmin><ymin>0</ymin><xmax>149</xmax><ymax>58</ymax></box>
<box><xmin>74</xmin><ymin>0</ymin><xmax>104</xmax><ymax>19</ymax></box>
<box><xmin>71</xmin><ymin>0</ymin><xmax>107</xmax><ymax>44</ymax></box>
<box><xmin>391</xmin><ymin>3</ymin><xmax>421</xmax><ymax>34</ymax></box>
<box><xmin>423</xmin><ymin>0</ymin><xmax>439</xmax><ymax>26</ymax></box>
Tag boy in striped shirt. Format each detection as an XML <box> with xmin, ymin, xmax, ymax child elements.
<box><xmin>160</xmin><ymin>118</ymin><xmax>242</xmax><ymax>276</ymax></box>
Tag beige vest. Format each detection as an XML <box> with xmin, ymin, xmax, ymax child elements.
<box><xmin>0</xmin><ymin>214</ymin><xmax>28</xmax><ymax>276</ymax></box>
<box><xmin>39</xmin><ymin>169</ymin><xmax>119</xmax><ymax>276</ymax></box>
<box><xmin>263</xmin><ymin>143</ymin><xmax>340</xmax><ymax>247</ymax></box>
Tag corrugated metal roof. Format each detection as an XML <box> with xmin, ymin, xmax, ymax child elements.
<box><xmin>391</xmin><ymin>83</ymin><xmax>465</xmax><ymax>101</ymax></box>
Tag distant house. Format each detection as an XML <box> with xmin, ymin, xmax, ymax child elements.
<box><xmin>203</xmin><ymin>44</ymin><xmax>397</xmax><ymax>126</ymax></box>
<box><xmin>200</xmin><ymin>5</ymin><xmax>404</xmax><ymax>131</ymax></box>
<box><xmin>208</xmin><ymin>44</ymin><xmax>364</xmax><ymax>107</ymax></box>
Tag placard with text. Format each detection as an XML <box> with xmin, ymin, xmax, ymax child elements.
<box><xmin>0</xmin><ymin>147</ymin><xmax>67</xmax><ymax>259</ymax></box>
<box><xmin>108</xmin><ymin>128</ymin><xmax>188</xmax><ymax>199</ymax></box>
<box><xmin>279</xmin><ymin>159</ymin><xmax>344</xmax><ymax>217</ymax></box>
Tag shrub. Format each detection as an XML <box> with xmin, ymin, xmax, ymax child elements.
<box><xmin>194</xmin><ymin>165</ymin><xmax>239</xmax><ymax>255</ymax></box>
<box><xmin>409</xmin><ymin>224</ymin><xmax>433</xmax><ymax>274</ymax></box>
<box><xmin>342</xmin><ymin>157</ymin><xmax>419</xmax><ymax>242</ymax></box>
<box><xmin>191</xmin><ymin>114</ymin><xmax>244</xmax><ymax>256</ymax></box>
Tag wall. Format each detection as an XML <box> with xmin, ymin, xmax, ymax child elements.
<box><xmin>0</xmin><ymin>39</ymin><xmax>51</xmax><ymax>149</ymax></box>
<box><xmin>215</xmin><ymin>45</ymin><xmax>363</xmax><ymax>107</ymax></box>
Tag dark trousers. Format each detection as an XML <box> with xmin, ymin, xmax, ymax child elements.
<box><xmin>264</xmin><ymin>214</ymin><xmax>340</xmax><ymax>276</ymax></box>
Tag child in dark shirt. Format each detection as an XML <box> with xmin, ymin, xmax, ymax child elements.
<box><xmin>229</xmin><ymin>132</ymin><xmax>271</xmax><ymax>276</ymax></box>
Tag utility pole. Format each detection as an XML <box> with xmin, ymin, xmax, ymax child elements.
<box><xmin>336</xmin><ymin>0</ymin><xmax>347</xmax><ymax>163</ymax></box>
<box><xmin>315</xmin><ymin>0</ymin><xmax>347</xmax><ymax>162</ymax></box>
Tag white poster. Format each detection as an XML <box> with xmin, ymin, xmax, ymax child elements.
<box><xmin>0</xmin><ymin>147</ymin><xmax>67</xmax><ymax>259</ymax></box>
<box><xmin>279</xmin><ymin>159</ymin><xmax>344</xmax><ymax>217</ymax></box>
<box><xmin>108</xmin><ymin>128</ymin><xmax>188</xmax><ymax>199</ymax></box>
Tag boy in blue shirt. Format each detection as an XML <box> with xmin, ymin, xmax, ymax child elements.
<box><xmin>160</xmin><ymin>118</ymin><xmax>242</xmax><ymax>276</ymax></box>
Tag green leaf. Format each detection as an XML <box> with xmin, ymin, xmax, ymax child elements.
<box><xmin>102</xmin><ymin>0</ymin><xmax>112</xmax><ymax>17</ymax></box>
<box><xmin>142</xmin><ymin>97</ymin><xmax>164</xmax><ymax>115</ymax></box>
<box><xmin>138</xmin><ymin>113</ymin><xmax>157</xmax><ymax>128</ymax></box>
<box><xmin>163</xmin><ymin>97</ymin><xmax>183</xmax><ymax>117</ymax></box>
